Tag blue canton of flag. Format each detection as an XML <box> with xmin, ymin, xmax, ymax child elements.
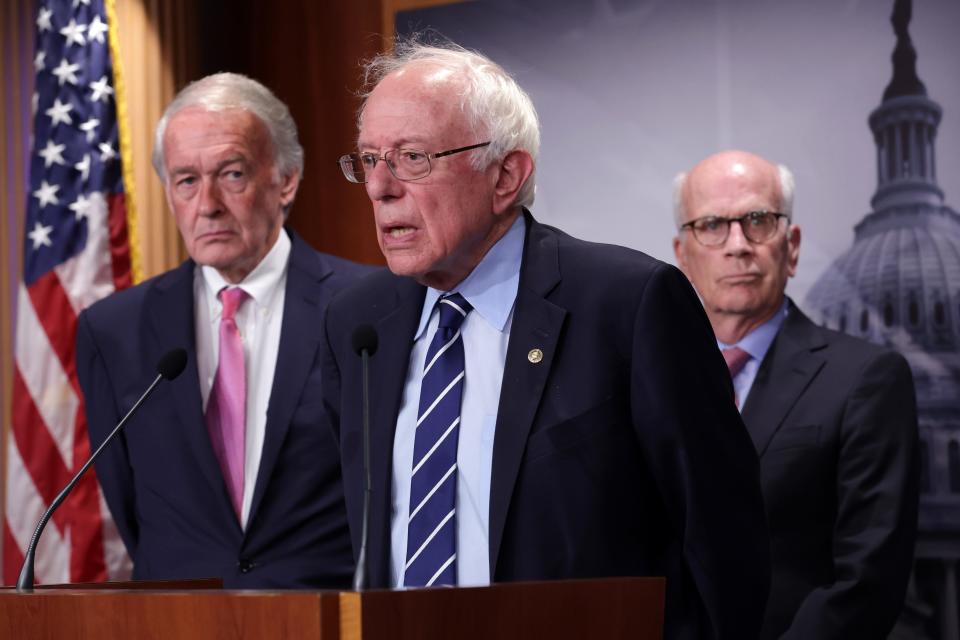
<box><xmin>25</xmin><ymin>0</ymin><xmax>124</xmax><ymax>284</ymax></box>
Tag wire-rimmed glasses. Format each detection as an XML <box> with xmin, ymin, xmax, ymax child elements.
<box><xmin>338</xmin><ymin>141</ymin><xmax>491</xmax><ymax>184</ymax></box>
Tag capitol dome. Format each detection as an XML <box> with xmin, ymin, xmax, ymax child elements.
<box><xmin>804</xmin><ymin>0</ymin><xmax>960</xmax><ymax>534</ymax></box>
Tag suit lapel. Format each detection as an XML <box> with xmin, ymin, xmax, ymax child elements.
<box><xmin>367</xmin><ymin>277</ymin><xmax>425</xmax><ymax>586</ymax></box>
<box><xmin>740</xmin><ymin>303</ymin><xmax>827</xmax><ymax>456</ymax></box>
<box><xmin>488</xmin><ymin>215</ymin><xmax>566</xmax><ymax>576</ymax></box>
<box><xmin>145</xmin><ymin>260</ymin><xmax>231</xmax><ymax>504</ymax></box>
<box><xmin>247</xmin><ymin>233</ymin><xmax>333</xmax><ymax>524</ymax></box>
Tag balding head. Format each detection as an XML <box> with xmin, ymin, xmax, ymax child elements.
<box><xmin>672</xmin><ymin>150</ymin><xmax>801</xmax><ymax>343</ymax></box>
<box><xmin>673</xmin><ymin>150</ymin><xmax>795</xmax><ymax>229</ymax></box>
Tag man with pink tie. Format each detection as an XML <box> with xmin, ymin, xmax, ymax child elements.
<box><xmin>76</xmin><ymin>73</ymin><xmax>370</xmax><ymax>587</ymax></box>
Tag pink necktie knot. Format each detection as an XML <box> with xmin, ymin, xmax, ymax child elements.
<box><xmin>219</xmin><ymin>287</ymin><xmax>248</xmax><ymax>322</ymax></box>
<box><xmin>722</xmin><ymin>346</ymin><xmax>751</xmax><ymax>379</ymax></box>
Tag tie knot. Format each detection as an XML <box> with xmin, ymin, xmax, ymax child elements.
<box><xmin>722</xmin><ymin>346</ymin><xmax>751</xmax><ymax>379</ymax></box>
<box><xmin>437</xmin><ymin>293</ymin><xmax>472</xmax><ymax>331</ymax></box>
<box><xmin>219</xmin><ymin>287</ymin><xmax>249</xmax><ymax>321</ymax></box>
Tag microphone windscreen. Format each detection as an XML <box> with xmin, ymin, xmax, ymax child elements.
<box><xmin>352</xmin><ymin>325</ymin><xmax>379</xmax><ymax>356</ymax></box>
<box><xmin>156</xmin><ymin>348</ymin><xmax>188</xmax><ymax>380</ymax></box>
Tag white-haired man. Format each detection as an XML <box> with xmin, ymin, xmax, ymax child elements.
<box><xmin>322</xmin><ymin>42</ymin><xmax>770</xmax><ymax>639</ymax></box>
<box><xmin>77</xmin><ymin>73</ymin><xmax>371</xmax><ymax>587</ymax></box>
<box><xmin>673</xmin><ymin>149</ymin><xmax>919</xmax><ymax>638</ymax></box>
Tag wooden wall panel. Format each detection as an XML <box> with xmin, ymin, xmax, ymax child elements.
<box><xmin>0</xmin><ymin>0</ymin><xmax>34</xmax><ymax>549</ymax></box>
<box><xmin>196</xmin><ymin>0</ymin><xmax>387</xmax><ymax>266</ymax></box>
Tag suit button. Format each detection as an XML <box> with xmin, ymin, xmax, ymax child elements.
<box><xmin>238</xmin><ymin>558</ymin><xmax>256</xmax><ymax>573</ymax></box>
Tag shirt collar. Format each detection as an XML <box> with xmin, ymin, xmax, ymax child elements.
<box><xmin>414</xmin><ymin>215</ymin><xmax>526</xmax><ymax>341</ymax></box>
<box><xmin>200</xmin><ymin>228</ymin><xmax>291</xmax><ymax>313</ymax></box>
<box><xmin>717</xmin><ymin>297</ymin><xmax>789</xmax><ymax>361</ymax></box>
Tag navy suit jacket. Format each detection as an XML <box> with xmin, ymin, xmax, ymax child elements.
<box><xmin>76</xmin><ymin>229</ymin><xmax>371</xmax><ymax>588</ymax></box>
<box><xmin>321</xmin><ymin>214</ymin><xmax>771</xmax><ymax>639</ymax></box>
<box><xmin>742</xmin><ymin>302</ymin><xmax>919</xmax><ymax>639</ymax></box>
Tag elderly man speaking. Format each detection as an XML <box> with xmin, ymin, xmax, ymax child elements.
<box><xmin>672</xmin><ymin>149</ymin><xmax>919</xmax><ymax>639</ymax></box>
<box><xmin>321</xmin><ymin>41</ymin><xmax>770</xmax><ymax>639</ymax></box>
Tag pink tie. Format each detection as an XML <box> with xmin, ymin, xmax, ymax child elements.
<box><xmin>721</xmin><ymin>346</ymin><xmax>751</xmax><ymax>408</ymax></box>
<box><xmin>206</xmin><ymin>286</ymin><xmax>249</xmax><ymax>520</ymax></box>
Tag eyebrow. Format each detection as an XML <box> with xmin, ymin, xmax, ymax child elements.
<box><xmin>356</xmin><ymin>138</ymin><xmax>430</xmax><ymax>151</ymax></box>
<box><xmin>168</xmin><ymin>155</ymin><xmax>249</xmax><ymax>178</ymax></box>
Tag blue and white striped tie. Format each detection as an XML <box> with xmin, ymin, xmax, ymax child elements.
<box><xmin>403</xmin><ymin>293</ymin><xmax>472</xmax><ymax>587</ymax></box>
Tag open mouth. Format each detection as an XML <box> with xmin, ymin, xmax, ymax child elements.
<box><xmin>387</xmin><ymin>226</ymin><xmax>415</xmax><ymax>238</ymax></box>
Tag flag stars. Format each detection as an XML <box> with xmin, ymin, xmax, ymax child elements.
<box><xmin>98</xmin><ymin>142</ymin><xmax>117</xmax><ymax>162</ymax></box>
<box><xmin>51</xmin><ymin>58</ymin><xmax>80</xmax><ymax>86</ymax></box>
<box><xmin>28</xmin><ymin>222</ymin><xmax>55</xmax><ymax>250</ymax></box>
<box><xmin>73</xmin><ymin>0</ymin><xmax>92</xmax><ymax>7</ymax></box>
<box><xmin>87</xmin><ymin>15</ymin><xmax>108</xmax><ymax>43</ymax></box>
<box><xmin>33</xmin><ymin>180</ymin><xmax>60</xmax><ymax>209</ymax></box>
<box><xmin>69</xmin><ymin>194</ymin><xmax>94</xmax><ymax>220</ymax></box>
<box><xmin>75</xmin><ymin>154</ymin><xmax>92</xmax><ymax>182</ymax></box>
<box><xmin>38</xmin><ymin>140</ymin><xmax>67</xmax><ymax>168</ymax></box>
<box><xmin>89</xmin><ymin>76</ymin><xmax>113</xmax><ymax>103</ymax></box>
<box><xmin>34</xmin><ymin>51</ymin><xmax>46</xmax><ymax>72</ymax></box>
<box><xmin>36</xmin><ymin>7</ymin><xmax>53</xmax><ymax>32</ymax></box>
<box><xmin>80</xmin><ymin>118</ymin><xmax>100</xmax><ymax>143</ymax></box>
<box><xmin>60</xmin><ymin>18</ymin><xmax>87</xmax><ymax>47</ymax></box>
<box><xmin>45</xmin><ymin>98</ymin><xmax>74</xmax><ymax>126</ymax></box>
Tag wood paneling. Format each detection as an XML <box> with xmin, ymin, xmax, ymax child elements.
<box><xmin>0</xmin><ymin>0</ymin><xmax>34</xmax><ymax>544</ymax></box>
<box><xmin>195</xmin><ymin>0</ymin><xmax>387</xmax><ymax>266</ymax></box>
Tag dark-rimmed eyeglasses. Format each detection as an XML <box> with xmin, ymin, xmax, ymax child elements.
<box><xmin>681</xmin><ymin>211</ymin><xmax>788</xmax><ymax>247</ymax></box>
<box><xmin>337</xmin><ymin>142</ymin><xmax>491</xmax><ymax>184</ymax></box>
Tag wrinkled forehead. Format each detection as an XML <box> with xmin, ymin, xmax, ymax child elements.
<box><xmin>359</xmin><ymin>64</ymin><xmax>470</xmax><ymax>148</ymax></box>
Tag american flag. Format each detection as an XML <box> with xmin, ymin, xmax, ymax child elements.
<box><xmin>3</xmin><ymin>0</ymin><xmax>137</xmax><ymax>585</ymax></box>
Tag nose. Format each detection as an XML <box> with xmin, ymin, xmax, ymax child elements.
<box><xmin>198</xmin><ymin>178</ymin><xmax>223</xmax><ymax>217</ymax></box>
<box><xmin>724</xmin><ymin>219</ymin><xmax>753</xmax><ymax>256</ymax></box>
<box><xmin>364</xmin><ymin>157</ymin><xmax>403</xmax><ymax>202</ymax></box>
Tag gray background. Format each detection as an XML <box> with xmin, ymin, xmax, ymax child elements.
<box><xmin>398</xmin><ymin>0</ymin><xmax>960</xmax><ymax>304</ymax></box>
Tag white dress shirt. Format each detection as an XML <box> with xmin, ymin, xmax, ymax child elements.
<box><xmin>391</xmin><ymin>215</ymin><xmax>526</xmax><ymax>588</ymax></box>
<box><xmin>194</xmin><ymin>230</ymin><xmax>290</xmax><ymax>528</ymax></box>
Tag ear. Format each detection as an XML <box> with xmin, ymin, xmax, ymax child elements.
<box><xmin>673</xmin><ymin>235</ymin><xmax>689</xmax><ymax>276</ymax></box>
<box><xmin>279</xmin><ymin>170</ymin><xmax>301</xmax><ymax>208</ymax></box>
<box><xmin>163</xmin><ymin>179</ymin><xmax>175</xmax><ymax>214</ymax></box>
<box><xmin>786</xmin><ymin>223</ymin><xmax>801</xmax><ymax>277</ymax></box>
<box><xmin>491</xmin><ymin>150</ymin><xmax>535</xmax><ymax>215</ymax></box>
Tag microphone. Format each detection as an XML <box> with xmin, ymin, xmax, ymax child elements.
<box><xmin>351</xmin><ymin>325</ymin><xmax>378</xmax><ymax>591</ymax></box>
<box><xmin>16</xmin><ymin>348</ymin><xmax>188</xmax><ymax>592</ymax></box>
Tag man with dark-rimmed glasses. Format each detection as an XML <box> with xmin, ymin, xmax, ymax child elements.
<box><xmin>673</xmin><ymin>149</ymin><xmax>919</xmax><ymax>639</ymax></box>
<box><xmin>321</xmin><ymin>40</ymin><xmax>771</xmax><ymax>640</ymax></box>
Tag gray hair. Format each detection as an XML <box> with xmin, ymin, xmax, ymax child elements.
<box><xmin>672</xmin><ymin>163</ymin><xmax>795</xmax><ymax>228</ymax></box>
<box><xmin>152</xmin><ymin>72</ymin><xmax>304</xmax><ymax>184</ymax></box>
<box><xmin>361</xmin><ymin>39</ymin><xmax>540</xmax><ymax>209</ymax></box>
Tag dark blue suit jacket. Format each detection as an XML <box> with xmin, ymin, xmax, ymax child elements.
<box><xmin>743</xmin><ymin>302</ymin><xmax>918</xmax><ymax>639</ymax></box>
<box><xmin>321</xmin><ymin>214</ymin><xmax>771</xmax><ymax>639</ymax></box>
<box><xmin>76</xmin><ymin>229</ymin><xmax>370</xmax><ymax>588</ymax></box>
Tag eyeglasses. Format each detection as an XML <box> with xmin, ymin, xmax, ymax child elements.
<box><xmin>680</xmin><ymin>211</ymin><xmax>788</xmax><ymax>247</ymax></box>
<box><xmin>337</xmin><ymin>141</ymin><xmax>491</xmax><ymax>184</ymax></box>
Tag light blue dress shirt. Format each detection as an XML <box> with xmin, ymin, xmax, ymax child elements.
<box><xmin>717</xmin><ymin>299</ymin><xmax>789</xmax><ymax>410</ymax></box>
<box><xmin>390</xmin><ymin>215</ymin><xmax>526</xmax><ymax>588</ymax></box>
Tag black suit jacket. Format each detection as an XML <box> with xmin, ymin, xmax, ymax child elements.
<box><xmin>741</xmin><ymin>301</ymin><xmax>919</xmax><ymax>639</ymax></box>
<box><xmin>76</xmin><ymin>229</ymin><xmax>371</xmax><ymax>588</ymax></box>
<box><xmin>321</xmin><ymin>214</ymin><xmax>771</xmax><ymax>639</ymax></box>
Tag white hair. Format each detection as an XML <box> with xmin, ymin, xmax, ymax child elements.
<box><xmin>672</xmin><ymin>162</ymin><xmax>796</xmax><ymax>228</ymax></box>
<box><xmin>152</xmin><ymin>72</ymin><xmax>304</xmax><ymax>184</ymax></box>
<box><xmin>361</xmin><ymin>39</ymin><xmax>541</xmax><ymax>209</ymax></box>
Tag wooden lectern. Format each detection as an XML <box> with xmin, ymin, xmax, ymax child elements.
<box><xmin>0</xmin><ymin>576</ymin><xmax>663</xmax><ymax>639</ymax></box>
